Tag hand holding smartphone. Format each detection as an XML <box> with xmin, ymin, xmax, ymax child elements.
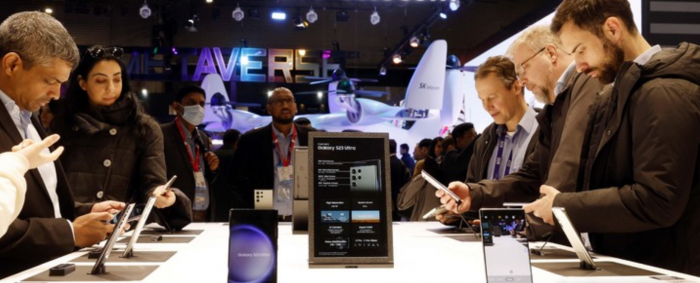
<box><xmin>163</xmin><ymin>175</ymin><xmax>177</xmax><ymax>195</ymax></box>
<box><xmin>421</xmin><ymin>170</ymin><xmax>462</xmax><ymax>206</ymax></box>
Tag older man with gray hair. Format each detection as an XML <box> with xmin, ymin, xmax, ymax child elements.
<box><xmin>0</xmin><ymin>11</ymin><xmax>125</xmax><ymax>277</ymax></box>
<box><xmin>436</xmin><ymin>25</ymin><xmax>604</xmax><ymax>239</ymax></box>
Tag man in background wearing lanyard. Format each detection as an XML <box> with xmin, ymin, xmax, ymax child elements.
<box><xmin>162</xmin><ymin>86</ymin><xmax>219</xmax><ymax>222</ymax></box>
<box><xmin>437</xmin><ymin>56</ymin><xmax>539</xmax><ymax>225</ymax></box>
<box><xmin>230</xmin><ymin>87</ymin><xmax>315</xmax><ymax>221</ymax></box>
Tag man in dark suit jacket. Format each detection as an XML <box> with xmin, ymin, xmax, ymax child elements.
<box><xmin>230</xmin><ymin>87</ymin><xmax>314</xmax><ymax>220</ymax></box>
<box><xmin>389</xmin><ymin>140</ymin><xmax>410</xmax><ymax>221</ymax></box>
<box><xmin>162</xmin><ymin>86</ymin><xmax>219</xmax><ymax>222</ymax></box>
<box><xmin>211</xmin><ymin>129</ymin><xmax>241</xmax><ymax>222</ymax></box>
<box><xmin>0</xmin><ymin>12</ymin><xmax>121</xmax><ymax>278</ymax></box>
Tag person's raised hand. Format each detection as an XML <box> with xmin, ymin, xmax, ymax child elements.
<box><xmin>152</xmin><ymin>185</ymin><xmax>176</xmax><ymax>209</ymax></box>
<box><xmin>205</xmin><ymin>152</ymin><xmax>219</xmax><ymax>171</ymax></box>
<box><xmin>436</xmin><ymin>181</ymin><xmax>472</xmax><ymax>213</ymax></box>
<box><xmin>12</xmin><ymin>134</ymin><xmax>64</xmax><ymax>169</ymax></box>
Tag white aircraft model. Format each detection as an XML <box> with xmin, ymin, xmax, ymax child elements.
<box><xmin>201</xmin><ymin>40</ymin><xmax>450</xmax><ymax>135</ymax></box>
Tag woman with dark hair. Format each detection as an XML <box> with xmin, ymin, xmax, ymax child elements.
<box><xmin>52</xmin><ymin>45</ymin><xmax>191</xmax><ymax>229</ymax></box>
<box><xmin>428</xmin><ymin>137</ymin><xmax>444</xmax><ymax>164</ymax></box>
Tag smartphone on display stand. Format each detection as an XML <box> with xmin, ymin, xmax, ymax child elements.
<box><xmin>479</xmin><ymin>208</ymin><xmax>533</xmax><ymax>283</ymax></box>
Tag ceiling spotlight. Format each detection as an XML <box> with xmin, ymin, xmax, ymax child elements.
<box><xmin>392</xmin><ymin>54</ymin><xmax>402</xmax><ymax>64</ymax></box>
<box><xmin>306</xmin><ymin>7</ymin><xmax>318</xmax><ymax>24</ymax></box>
<box><xmin>449</xmin><ymin>0</ymin><xmax>461</xmax><ymax>11</ymax></box>
<box><xmin>272</xmin><ymin>11</ymin><xmax>286</xmax><ymax>20</ymax></box>
<box><xmin>294</xmin><ymin>15</ymin><xmax>309</xmax><ymax>29</ymax></box>
<box><xmin>439</xmin><ymin>12</ymin><xmax>447</xmax><ymax>19</ymax></box>
<box><xmin>232</xmin><ymin>5</ymin><xmax>244</xmax><ymax>21</ymax></box>
<box><xmin>298</xmin><ymin>49</ymin><xmax>307</xmax><ymax>56</ymax></box>
<box><xmin>267</xmin><ymin>90</ymin><xmax>273</xmax><ymax>97</ymax></box>
<box><xmin>44</xmin><ymin>8</ymin><xmax>53</xmax><ymax>14</ymax></box>
<box><xmin>185</xmin><ymin>14</ymin><xmax>199</xmax><ymax>32</ymax></box>
<box><xmin>317</xmin><ymin>92</ymin><xmax>323</xmax><ymax>99</ymax></box>
<box><xmin>141</xmin><ymin>88</ymin><xmax>148</xmax><ymax>97</ymax></box>
<box><xmin>370</xmin><ymin>7</ymin><xmax>380</xmax><ymax>25</ymax></box>
<box><xmin>379</xmin><ymin>66</ymin><xmax>387</xmax><ymax>76</ymax></box>
<box><xmin>409</xmin><ymin>36</ymin><xmax>421</xmax><ymax>48</ymax></box>
<box><xmin>139</xmin><ymin>1</ymin><xmax>151</xmax><ymax>19</ymax></box>
<box><xmin>206</xmin><ymin>0</ymin><xmax>213</xmax><ymax>3</ymax></box>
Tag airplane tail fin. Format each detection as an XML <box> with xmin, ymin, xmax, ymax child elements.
<box><xmin>440</xmin><ymin>68</ymin><xmax>468</xmax><ymax>127</ymax></box>
<box><xmin>403</xmin><ymin>40</ymin><xmax>448</xmax><ymax>110</ymax></box>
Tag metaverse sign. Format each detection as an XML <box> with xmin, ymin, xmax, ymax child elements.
<box><xmin>125</xmin><ymin>47</ymin><xmax>341</xmax><ymax>83</ymax></box>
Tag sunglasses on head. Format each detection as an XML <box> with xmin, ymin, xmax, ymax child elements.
<box><xmin>86</xmin><ymin>46</ymin><xmax>124</xmax><ymax>59</ymax></box>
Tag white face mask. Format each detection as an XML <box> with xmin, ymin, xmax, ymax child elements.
<box><xmin>181</xmin><ymin>104</ymin><xmax>205</xmax><ymax>126</ymax></box>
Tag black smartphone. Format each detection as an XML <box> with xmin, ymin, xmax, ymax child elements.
<box><xmin>228</xmin><ymin>209</ymin><xmax>278</xmax><ymax>283</ymax></box>
<box><xmin>110</xmin><ymin>203</ymin><xmax>146</xmax><ymax>227</ymax></box>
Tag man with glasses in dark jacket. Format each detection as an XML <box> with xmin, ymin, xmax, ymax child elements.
<box><xmin>523</xmin><ymin>0</ymin><xmax>700</xmax><ymax>275</ymax></box>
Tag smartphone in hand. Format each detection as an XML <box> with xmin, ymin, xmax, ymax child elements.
<box><xmin>163</xmin><ymin>175</ymin><xmax>177</xmax><ymax>194</ymax></box>
<box><xmin>421</xmin><ymin>170</ymin><xmax>462</xmax><ymax>205</ymax></box>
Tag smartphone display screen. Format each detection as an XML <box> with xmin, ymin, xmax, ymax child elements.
<box><xmin>479</xmin><ymin>208</ymin><xmax>533</xmax><ymax>283</ymax></box>
<box><xmin>228</xmin><ymin>209</ymin><xmax>278</xmax><ymax>283</ymax></box>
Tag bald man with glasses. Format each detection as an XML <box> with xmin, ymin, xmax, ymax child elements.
<box><xmin>229</xmin><ymin>88</ymin><xmax>316</xmax><ymax>221</ymax></box>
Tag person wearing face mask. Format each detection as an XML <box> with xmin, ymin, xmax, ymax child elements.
<box><xmin>161</xmin><ymin>85</ymin><xmax>220</xmax><ymax>222</ymax></box>
<box><xmin>51</xmin><ymin>45</ymin><xmax>192</xmax><ymax>230</ymax></box>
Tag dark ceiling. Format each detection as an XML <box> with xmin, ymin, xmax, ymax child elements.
<box><xmin>2</xmin><ymin>0</ymin><xmax>560</xmax><ymax>70</ymax></box>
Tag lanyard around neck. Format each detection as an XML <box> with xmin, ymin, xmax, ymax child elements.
<box><xmin>272</xmin><ymin>126</ymin><xmax>297</xmax><ymax>167</ymax></box>
<box><xmin>175</xmin><ymin>117</ymin><xmax>200</xmax><ymax>172</ymax></box>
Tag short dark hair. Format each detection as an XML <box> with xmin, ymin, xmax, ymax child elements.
<box><xmin>452</xmin><ymin>122</ymin><xmax>475</xmax><ymax>142</ymax></box>
<box><xmin>418</xmin><ymin>138</ymin><xmax>432</xmax><ymax>149</ymax></box>
<box><xmin>474</xmin><ymin>56</ymin><xmax>518</xmax><ymax>90</ymax></box>
<box><xmin>222</xmin><ymin>129</ymin><xmax>241</xmax><ymax>146</ymax></box>
<box><xmin>175</xmin><ymin>85</ymin><xmax>206</xmax><ymax>103</ymax></box>
<box><xmin>441</xmin><ymin>135</ymin><xmax>455</xmax><ymax>156</ymax></box>
<box><xmin>429</xmin><ymin>137</ymin><xmax>444</xmax><ymax>159</ymax></box>
<box><xmin>551</xmin><ymin>0</ymin><xmax>637</xmax><ymax>37</ymax></box>
<box><xmin>389</xmin><ymin>139</ymin><xmax>397</xmax><ymax>154</ymax></box>
<box><xmin>400</xmin><ymin>143</ymin><xmax>409</xmax><ymax>152</ymax></box>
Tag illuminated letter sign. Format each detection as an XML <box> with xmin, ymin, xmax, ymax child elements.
<box><xmin>295</xmin><ymin>52</ymin><xmax>319</xmax><ymax>83</ymax></box>
<box><xmin>241</xmin><ymin>48</ymin><xmax>266</xmax><ymax>83</ymax></box>
<box><xmin>268</xmin><ymin>49</ymin><xmax>294</xmax><ymax>83</ymax></box>
<box><xmin>213</xmin><ymin>47</ymin><xmax>240</xmax><ymax>82</ymax></box>
<box><xmin>192</xmin><ymin>47</ymin><xmax>217</xmax><ymax>81</ymax></box>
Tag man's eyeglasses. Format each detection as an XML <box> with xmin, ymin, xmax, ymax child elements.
<box><xmin>517</xmin><ymin>47</ymin><xmax>545</xmax><ymax>79</ymax></box>
<box><xmin>269</xmin><ymin>98</ymin><xmax>295</xmax><ymax>106</ymax></box>
<box><xmin>86</xmin><ymin>46</ymin><xmax>124</xmax><ymax>59</ymax></box>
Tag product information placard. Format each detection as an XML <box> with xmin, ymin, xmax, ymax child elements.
<box><xmin>308</xmin><ymin>132</ymin><xmax>393</xmax><ymax>267</ymax></box>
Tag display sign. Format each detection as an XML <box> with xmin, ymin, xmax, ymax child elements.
<box><xmin>308</xmin><ymin>132</ymin><xmax>393</xmax><ymax>267</ymax></box>
<box><xmin>228</xmin><ymin>209</ymin><xmax>278</xmax><ymax>283</ymax></box>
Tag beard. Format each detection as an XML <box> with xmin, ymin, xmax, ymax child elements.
<box><xmin>272</xmin><ymin>115</ymin><xmax>294</xmax><ymax>124</ymax></box>
<box><xmin>533</xmin><ymin>84</ymin><xmax>553</xmax><ymax>104</ymax></box>
<box><xmin>588</xmin><ymin>39</ymin><xmax>625</xmax><ymax>84</ymax></box>
<box><xmin>531</xmin><ymin>63</ymin><xmax>555</xmax><ymax>104</ymax></box>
